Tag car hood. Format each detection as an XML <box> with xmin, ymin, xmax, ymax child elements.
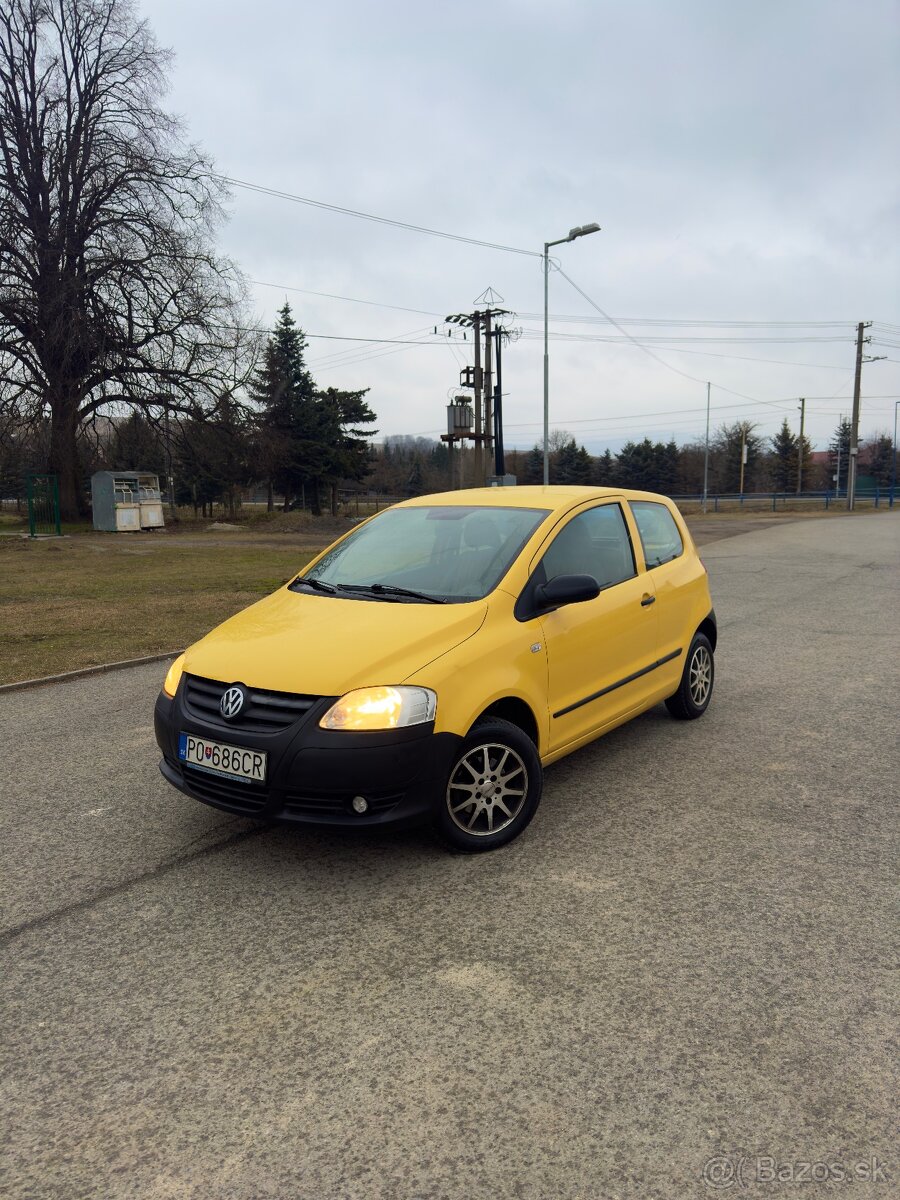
<box><xmin>182</xmin><ymin>587</ymin><xmax>488</xmax><ymax>696</ymax></box>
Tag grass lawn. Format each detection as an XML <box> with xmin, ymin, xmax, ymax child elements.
<box><xmin>0</xmin><ymin>529</ymin><xmax>326</xmax><ymax>685</ymax></box>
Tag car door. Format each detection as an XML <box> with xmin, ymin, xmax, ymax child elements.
<box><xmin>530</xmin><ymin>501</ymin><xmax>660</xmax><ymax>755</ymax></box>
<box><xmin>628</xmin><ymin>499</ymin><xmax>699</xmax><ymax>695</ymax></box>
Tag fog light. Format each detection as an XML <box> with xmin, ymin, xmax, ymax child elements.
<box><xmin>351</xmin><ymin>795</ymin><xmax>369</xmax><ymax>815</ymax></box>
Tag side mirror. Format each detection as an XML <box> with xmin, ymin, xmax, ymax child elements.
<box><xmin>535</xmin><ymin>573</ymin><xmax>600</xmax><ymax>610</ymax></box>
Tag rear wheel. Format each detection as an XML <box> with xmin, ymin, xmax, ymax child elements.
<box><xmin>436</xmin><ymin>718</ymin><xmax>542</xmax><ymax>852</ymax></box>
<box><xmin>665</xmin><ymin>632</ymin><xmax>714</xmax><ymax>720</ymax></box>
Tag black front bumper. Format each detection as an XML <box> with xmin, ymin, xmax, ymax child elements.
<box><xmin>154</xmin><ymin>683</ymin><xmax>461</xmax><ymax>829</ymax></box>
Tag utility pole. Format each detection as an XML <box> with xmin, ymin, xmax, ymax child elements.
<box><xmin>482</xmin><ymin>309</ymin><xmax>493</xmax><ymax>484</ymax></box>
<box><xmin>493</xmin><ymin>327</ymin><xmax>506</xmax><ymax>476</ymax></box>
<box><xmin>443</xmin><ymin>301</ymin><xmax>513</xmax><ymax>486</ymax></box>
<box><xmin>702</xmin><ymin>382</ymin><xmax>711</xmax><ymax>513</ymax></box>
<box><xmin>738</xmin><ymin>425</ymin><xmax>747</xmax><ymax>496</ymax></box>
<box><xmin>847</xmin><ymin>321</ymin><xmax>871</xmax><ymax>511</ymax></box>
<box><xmin>164</xmin><ymin>402</ymin><xmax>175</xmax><ymax>517</ymax></box>
<box><xmin>796</xmin><ymin>398</ymin><xmax>806</xmax><ymax>494</ymax></box>
<box><xmin>472</xmin><ymin>311</ymin><xmax>483</xmax><ymax>484</ymax></box>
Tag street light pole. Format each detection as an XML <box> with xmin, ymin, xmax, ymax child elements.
<box><xmin>542</xmin><ymin>222</ymin><xmax>601</xmax><ymax>485</ymax></box>
<box><xmin>543</xmin><ymin>245</ymin><xmax>550</xmax><ymax>485</ymax></box>
<box><xmin>702</xmin><ymin>381</ymin><xmax>711</xmax><ymax>513</ymax></box>
<box><xmin>891</xmin><ymin>400</ymin><xmax>899</xmax><ymax>509</ymax></box>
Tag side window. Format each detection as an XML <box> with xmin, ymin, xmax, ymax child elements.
<box><xmin>540</xmin><ymin>504</ymin><xmax>636</xmax><ymax>589</ymax></box>
<box><xmin>631</xmin><ymin>501</ymin><xmax>684</xmax><ymax>568</ymax></box>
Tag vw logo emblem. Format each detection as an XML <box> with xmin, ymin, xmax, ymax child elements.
<box><xmin>220</xmin><ymin>685</ymin><xmax>245</xmax><ymax>720</ymax></box>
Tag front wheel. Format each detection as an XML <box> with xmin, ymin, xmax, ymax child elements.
<box><xmin>665</xmin><ymin>632</ymin><xmax>714</xmax><ymax>720</ymax></box>
<box><xmin>436</xmin><ymin>718</ymin><xmax>543</xmax><ymax>852</ymax></box>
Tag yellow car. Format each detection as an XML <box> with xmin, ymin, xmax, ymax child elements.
<box><xmin>154</xmin><ymin>486</ymin><xmax>716</xmax><ymax>851</ymax></box>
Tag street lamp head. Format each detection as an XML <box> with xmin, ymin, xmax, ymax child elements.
<box><xmin>568</xmin><ymin>222</ymin><xmax>601</xmax><ymax>240</ymax></box>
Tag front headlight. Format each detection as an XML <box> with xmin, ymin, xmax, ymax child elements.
<box><xmin>163</xmin><ymin>653</ymin><xmax>186</xmax><ymax>698</ymax></box>
<box><xmin>319</xmin><ymin>685</ymin><xmax>436</xmax><ymax>731</ymax></box>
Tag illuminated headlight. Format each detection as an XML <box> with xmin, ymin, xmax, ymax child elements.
<box><xmin>319</xmin><ymin>686</ymin><xmax>437</xmax><ymax>731</ymax></box>
<box><xmin>163</xmin><ymin>653</ymin><xmax>186</xmax><ymax>698</ymax></box>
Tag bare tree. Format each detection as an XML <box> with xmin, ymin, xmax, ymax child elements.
<box><xmin>0</xmin><ymin>0</ymin><xmax>254</xmax><ymax>517</ymax></box>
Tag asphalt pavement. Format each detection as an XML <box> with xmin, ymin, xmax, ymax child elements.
<box><xmin>1</xmin><ymin>512</ymin><xmax>898</xmax><ymax>1200</ymax></box>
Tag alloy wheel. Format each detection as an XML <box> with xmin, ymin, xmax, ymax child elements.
<box><xmin>446</xmin><ymin>742</ymin><xmax>528</xmax><ymax>837</ymax></box>
<box><xmin>689</xmin><ymin>644</ymin><xmax>712</xmax><ymax>707</ymax></box>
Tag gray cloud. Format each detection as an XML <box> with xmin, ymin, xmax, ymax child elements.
<box><xmin>143</xmin><ymin>0</ymin><xmax>900</xmax><ymax>450</ymax></box>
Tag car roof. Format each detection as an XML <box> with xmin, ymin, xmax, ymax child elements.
<box><xmin>396</xmin><ymin>486</ymin><xmax>671</xmax><ymax>514</ymax></box>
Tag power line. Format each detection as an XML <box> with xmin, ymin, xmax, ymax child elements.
<box><xmin>519</xmin><ymin>327</ymin><xmax>853</xmax><ymax>344</ymax></box>
<box><xmin>535</xmin><ymin>343</ymin><xmax>855</xmax><ymax>371</ymax></box>
<box><xmin>251</xmin><ymin>279</ymin><xmax>445</xmax><ymax>320</ymax></box>
<box><xmin>249</xmin><ymin>276</ymin><xmax>876</xmax><ymax>345</ymax></box>
<box><xmin>228</xmin><ymin>320</ymin><xmax>446</xmax><ymax>345</ymax></box>
<box><xmin>553</xmin><ymin>266</ymin><xmax>787</xmax><ymax>411</ymax></box>
<box><xmin>223</xmin><ymin>176</ymin><xmax>540</xmax><ymax>257</ymax></box>
<box><xmin>518</xmin><ymin>311</ymin><xmax>856</xmax><ymax>329</ymax></box>
<box><xmin>245</xmin><ymin>276</ymin><xmax>893</xmax><ymax>380</ymax></box>
<box><xmin>307</xmin><ymin>326</ymin><xmax>441</xmax><ymax>371</ymax></box>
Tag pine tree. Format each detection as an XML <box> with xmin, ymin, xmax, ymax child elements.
<box><xmin>862</xmin><ymin>433</ymin><xmax>893</xmax><ymax>487</ymax></box>
<box><xmin>249</xmin><ymin>304</ymin><xmax>320</xmax><ymax>509</ymax></box>
<box><xmin>555</xmin><ymin>439</ymin><xmax>579</xmax><ymax>483</ymax></box>
<box><xmin>616</xmin><ymin>439</ymin><xmax>658</xmax><ymax>489</ymax></box>
<box><xmin>655</xmin><ymin>440</ymin><xmax>680</xmax><ymax>494</ymax></box>
<box><xmin>314</xmin><ymin>386</ymin><xmax>378</xmax><ymax>513</ymax></box>
<box><xmin>770</xmin><ymin>419</ymin><xmax>798</xmax><ymax>492</ymax></box>
<box><xmin>714</xmin><ymin>422</ymin><xmax>762</xmax><ymax>492</ymax></box>
<box><xmin>593</xmin><ymin>448</ymin><xmax>615</xmax><ymax>487</ymax></box>
<box><xmin>828</xmin><ymin>418</ymin><xmax>852</xmax><ymax>494</ymax></box>
<box><xmin>572</xmin><ymin>444</ymin><xmax>593</xmax><ymax>485</ymax></box>
<box><xmin>523</xmin><ymin>445</ymin><xmax>544</xmax><ymax>484</ymax></box>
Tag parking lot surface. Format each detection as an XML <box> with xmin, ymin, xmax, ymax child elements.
<box><xmin>1</xmin><ymin>512</ymin><xmax>898</xmax><ymax>1199</ymax></box>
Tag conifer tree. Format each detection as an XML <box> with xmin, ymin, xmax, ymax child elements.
<box><xmin>861</xmin><ymin>433</ymin><xmax>893</xmax><ymax>487</ymax></box>
<box><xmin>770</xmin><ymin>419</ymin><xmax>798</xmax><ymax>491</ymax></box>
<box><xmin>593</xmin><ymin>448</ymin><xmax>615</xmax><ymax>487</ymax></box>
<box><xmin>828</xmin><ymin>417</ymin><xmax>852</xmax><ymax>494</ymax></box>
<box><xmin>249</xmin><ymin>304</ymin><xmax>321</xmax><ymax>509</ymax></box>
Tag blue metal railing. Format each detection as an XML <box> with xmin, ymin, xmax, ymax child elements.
<box><xmin>669</xmin><ymin>489</ymin><xmax>896</xmax><ymax>511</ymax></box>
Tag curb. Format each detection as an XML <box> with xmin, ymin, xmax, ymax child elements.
<box><xmin>0</xmin><ymin>652</ymin><xmax>180</xmax><ymax>695</ymax></box>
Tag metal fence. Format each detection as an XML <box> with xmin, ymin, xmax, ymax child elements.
<box><xmin>672</xmin><ymin>490</ymin><xmax>896</xmax><ymax>512</ymax></box>
<box><xmin>26</xmin><ymin>473</ymin><xmax>62</xmax><ymax>536</ymax></box>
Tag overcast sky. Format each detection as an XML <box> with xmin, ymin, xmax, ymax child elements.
<box><xmin>142</xmin><ymin>0</ymin><xmax>900</xmax><ymax>453</ymax></box>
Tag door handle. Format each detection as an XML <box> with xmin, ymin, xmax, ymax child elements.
<box><xmin>640</xmin><ymin>594</ymin><xmax>656</xmax><ymax>607</ymax></box>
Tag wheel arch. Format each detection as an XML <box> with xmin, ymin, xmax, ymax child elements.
<box><xmin>697</xmin><ymin>611</ymin><xmax>717</xmax><ymax>651</ymax></box>
<box><xmin>473</xmin><ymin>696</ymin><xmax>540</xmax><ymax>748</ymax></box>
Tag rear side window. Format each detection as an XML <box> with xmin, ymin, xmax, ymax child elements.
<box><xmin>631</xmin><ymin>501</ymin><xmax>683</xmax><ymax>568</ymax></box>
<box><xmin>540</xmin><ymin>503</ymin><xmax>636</xmax><ymax>589</ymax></box>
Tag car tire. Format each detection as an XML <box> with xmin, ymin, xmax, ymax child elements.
<box><xmin>665</xmin><ymin>631</ymin><xmax>714</xmax><ymax>720</ymax></box>
<box><xmin>436</xmin><ymin>717</ymin><xmax>543</xmax><ymax>853</ymax></box>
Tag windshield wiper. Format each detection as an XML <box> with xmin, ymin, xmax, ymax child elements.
<box><xmin>343</xmin><ymin>583</ymin><xmax>446</xmax><ymax>604</ymax></box>
<box><xmin>292</xmin><ymin>576</ymin><xmax>340</xmax><ymax>594</ymax></box>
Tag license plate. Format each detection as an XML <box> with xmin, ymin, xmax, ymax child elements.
<box><xmin>178</xmin><ymin>732</ymin><xmax>267</xmax><ymax>784</ymax></box>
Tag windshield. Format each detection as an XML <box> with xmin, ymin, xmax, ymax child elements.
<box><xmin>295</xmin><ymin>505</ymin><xmax>549</xmax><ymax>603</ymax></box>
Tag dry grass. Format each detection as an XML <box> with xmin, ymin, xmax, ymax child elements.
<box><xmin>0</xmin><ymin>530</ymin><xmax>327</xmax><ymax>685</ymax></box>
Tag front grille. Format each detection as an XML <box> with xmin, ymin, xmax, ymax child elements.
<box><xmin>184</xmin><ymin>674</ymin><xmax>321</xmax><ymax>733</ymax></box>
<box><xmin>284</xmin><ymin>790</ymin><xmax>402</xmax><ymax>818</ymax></box>
<box><xmin>180</xmin><ymin>763</ymin><xmax>268</xmax><ymax>813</ymax></box>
